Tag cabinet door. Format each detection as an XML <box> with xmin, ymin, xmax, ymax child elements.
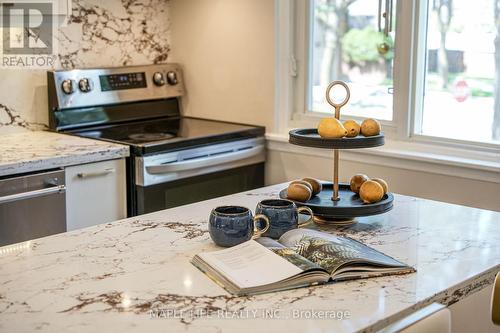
<box><xmin>65</xmin><ymin>159</ymin><xmax>126</xmax><ymax>231</ymax></box>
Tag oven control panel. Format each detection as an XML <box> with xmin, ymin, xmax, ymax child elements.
<box><xmin>48</xmin><ymin>64</ymin><xmax>185</xmax><ymax>110</ymax></box>
<box><xmin>99</xmin><ymin>72</ymin><xmax>147</xmax><ymax>91</ymax></box>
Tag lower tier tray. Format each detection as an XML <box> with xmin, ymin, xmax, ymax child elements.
<box><xmin>279</xmin><ymin>182</ymin><xmax>394</xmax><ymax>220</ymax></box>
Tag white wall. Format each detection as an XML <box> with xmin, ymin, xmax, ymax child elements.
<box><xmin>266</xmin><ymin>148</ymin><xmax>500</xmax><ymax>212</ymax></box>
<box><xmin>169</xmin><ymin>0</ymin><xmax>275</xmax><ymax>131</ymax></box>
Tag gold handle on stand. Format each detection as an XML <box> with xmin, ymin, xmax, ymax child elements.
<box><xmin>333</xmin><ymin>150</ymin><xmax>340</xmax><ymax>201</ymax></box>
<box><xmin>325</xmin><ymin>81</ymin><xmax>351</xmax><ymax>118</ymax></box>
<box><xmin>325</xmin><ymin>81</ymin><xmax>351</xmax><ymax>202</ymax></box>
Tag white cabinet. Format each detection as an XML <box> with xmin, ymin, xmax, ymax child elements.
<box><xmin>65</xmin><ymin>159</ymin><xmax>127</xmax><ymax>231</ymax></box>
<box><xmin>448</xmin><ymin>284</ymin><xmax>498</xmax><ymax>333</ymax></box>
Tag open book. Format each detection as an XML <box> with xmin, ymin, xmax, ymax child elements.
<box><xmin>192</xmin><ymin>229</ymin><xmax>415</xmax><ymax>295</ymax></box>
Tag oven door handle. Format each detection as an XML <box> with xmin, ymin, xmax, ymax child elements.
<box><xmin>146</xmin><ymin>145</ymin><xmax>265</xmax><ymax>174</ymax></box>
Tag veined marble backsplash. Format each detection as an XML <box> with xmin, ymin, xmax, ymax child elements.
<box><xmin>0</xmin><ymin>0</ymin><xmax>171</xmax><ymax>135</ymax></box>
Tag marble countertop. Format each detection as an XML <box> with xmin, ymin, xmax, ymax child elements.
<box><xmin>0</xmin><ymin>131</ymin><xmax>129</xmax><ymax>176</ymax></box>
<box><xmin>0</xmin><ymin>184</ymin><xmax>499</xmax><ymax>333</ymax></box>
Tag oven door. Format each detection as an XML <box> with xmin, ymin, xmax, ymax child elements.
<box><xmin>133</xmin><ymin>137</ymin><xmax>266</xmax><ymax>215</ymax></box>
<box><xmin>135</xmin><ymin>163</ymin><xmax>264</xmax><ymax>214</ymax></box>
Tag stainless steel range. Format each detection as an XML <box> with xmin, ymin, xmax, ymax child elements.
<box><xmin>47</xmin><ymin>64</ymin><xmax>266</xmax><ymax>216</ymax></box>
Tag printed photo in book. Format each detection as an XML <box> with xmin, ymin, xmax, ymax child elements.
<box><xmin>191</xmin><ymin>229</ymin><xmax>415</xmax><ymax>295</ymax></box>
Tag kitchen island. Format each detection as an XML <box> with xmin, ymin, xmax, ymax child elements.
<box><xmin>0</xmin><ymin>184</ymin><xmax>499</xmax><ymax>332</ymax></box>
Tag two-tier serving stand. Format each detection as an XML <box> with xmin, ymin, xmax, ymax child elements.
<box><xmin>279</xmin><ymin>81</ymin><xmax>394</xmax><ymax>226</ymax></box>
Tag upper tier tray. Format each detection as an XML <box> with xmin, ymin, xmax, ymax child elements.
<box><xmin>289</xmin><ymin>128</ymin><xmax>385</xmax><ymax>149</ymax></box>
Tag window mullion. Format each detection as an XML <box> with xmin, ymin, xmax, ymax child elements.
<box><xmin>293</xmin><ymin>0</ymin><xmax>310</xmax><ymax>118</ymax></box>
<box><xmin>408</xmin><ymin>0</ymin><xmax>429</xmax><ymax>138</ymax></box>
<box><xmin>274</xmin><ymin>0</ymin><xmax>294</xmax><ymax>133</ymax></box>
<box><xmin>393</xmin><ymin>0</ymin><xmax>417</xmax><ymax>140</ymax></box>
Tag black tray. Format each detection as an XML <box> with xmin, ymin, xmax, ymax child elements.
<box><xmin>280</xmin><ymin>183</ymin><xmax>393</xmax><ymax>219</ymax></box>
<box><xmin>289</xmin><ymin>128</ymin><xmax>385</xmax><ymax>149</ymax></box>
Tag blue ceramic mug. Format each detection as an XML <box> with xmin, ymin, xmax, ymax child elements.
<box><xmin>209</xmin><ymin>206</ymin><xmax>270</xmax><ymax>247</ymax></box>
<box><xmin>255</xmin><ymin>199</ymin><xmax>314</xmax><ymax>239</ymax></box>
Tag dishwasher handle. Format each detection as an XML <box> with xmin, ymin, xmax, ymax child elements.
<box><xmin>76</xmin><ymin>168</ymin><xmax>115</xmax><ymax>179</ymax></box>
<box><xmin>146</xmin><ymin>145</ymin><xmax>265</xmax><ymax>174</ymax></box>
<box><xmin>0</xmin><ymin>185</ymin><xmax>66</xmax><ymax>205</ymax></box>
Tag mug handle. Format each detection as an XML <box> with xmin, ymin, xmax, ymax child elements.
<box><xmin>253</xmin><ymin>214</ymin><xmax>270</xmax><ymax>238</ymax></box>
<box><xmin>297</xmin><ymin>206</ymin><xmax>314</xmax><ymax>226</ymax></box>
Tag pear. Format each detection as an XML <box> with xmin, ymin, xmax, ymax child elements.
<box><xmin>360</xmin><ymin>118</ymin><xmax>381</xmax><ymax>136</ymax></box>
<box><xmin>359</xmin><ymin>180</ymin><xmax>384</xmax><ymax>204</ymax></box>
<box><xmin>318</xmin><ymin>118</ymin><xmax>347</xmax><ymax>138</ymax></box>
<box><xmin>287</xmin><ymin>183</ymin><xmax>312</xmax><ymax>202</ymax></box>
<box><xmin>343</xmin><ymin>120</ymin><xmax>360</xmax><ymax>137</ymax></box>
<box><xmin>290</xmin><ymin>180</ymin><xmax>313</xmax><ymax>193</ymax></box>
<box><xmin>301</xmin><ymin>177</ymin><xmax>322</xmax><ymax>196</ymax></box>
<box><xmin>371</xmin><ymin>178</ymin><xmax>388</xmax><ymax>195</ymax></box>
<box><xmin>350</xmin><ymin>174</ymin><xmax>369</xmax><ymax>194</ymax></box>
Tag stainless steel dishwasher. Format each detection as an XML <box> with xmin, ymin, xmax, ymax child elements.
<box><xmin>0</xmin><ymin>169</ymin><xmax>66</xmax><ymax>246</ymax></box>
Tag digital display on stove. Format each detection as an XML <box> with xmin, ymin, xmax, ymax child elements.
<box><xmin>99</xmin><ymin>72</ymin><xmax>147</xmax><ymax>91</ymax></box>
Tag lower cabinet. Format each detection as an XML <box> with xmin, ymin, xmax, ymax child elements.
<box><xmin>448</xmin><ymin>284</ymin><xmax>497</xmax><ymax>333</ymax></box>
<box><xmin>65</xmin><ymin>159</ymin><xmax>127</xmax><ymax>231</ymax></box>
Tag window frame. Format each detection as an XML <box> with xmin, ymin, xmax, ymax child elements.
<box><xmin>283</xmin><ymin>0</ymin><xmax>500</xmax><ymax>154</ymax></box>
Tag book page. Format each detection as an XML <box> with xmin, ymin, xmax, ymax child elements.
<box><xmin>256</xmin><ymin>237</ymin><xmax>324</xmax><ymax>272</ymax></box>
<box><xmin>197</xmin><ymin>240</ymin><xmax>302</xmax><ymax>289</ymax></box>
<box><xmin>278</xmin><ymin>229</ymin><xmax>408</xmax><ymax>275</ymax></box>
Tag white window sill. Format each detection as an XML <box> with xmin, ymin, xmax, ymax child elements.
<box><xmin>266</xmin><ymin>132</ymin><xmax>500</xmax><ymax>184</ymax></box>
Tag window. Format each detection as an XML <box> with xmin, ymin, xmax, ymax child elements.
<box><xmin>417</xmin><ymin>0</ymin><xmax>500</xmax><ymax>144</ymax></box>
<box><xmin>309</xmin><ymin>0</ymin><xmax>396</xmax><ymax>121</ymax></box>
<box><xmin>293</xmin><ymin>0</ymin><xmax>500</xmax><ymax>146</ymax></box>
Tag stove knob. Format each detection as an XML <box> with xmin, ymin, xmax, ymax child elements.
<box><xmin>166</xmin><ymin>71</ymin><xmax>178</xmax><ymax>85</ymax></box>
<box><xmin>78</xmin><ymin>78</ymin><xmax>92</xmax><ymax>93</ymax></box>
<box><xmin>153</xmin><ymin>72</ymin><xmax>165</xmax><ymax>86</ymax></box>
<box><xmin>61</xmin><ymin>79</ymin><xmax>74</xmax><ymax>95</ymax></box>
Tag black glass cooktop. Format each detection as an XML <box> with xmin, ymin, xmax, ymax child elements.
<box><xmin>71</xmin><ymin>117</ymin><xmax>265</xmax><ymax>156</ymax></box>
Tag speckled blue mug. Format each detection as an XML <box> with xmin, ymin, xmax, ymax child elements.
<box><xmin>255</xmin><ymin>199</ymin><xmax>314</xmax><ymax>239</ymax></box>
<box><xmin>209</xmin><ymin>206</ymin><xmax>270</xmax><ymax>247</ymax></box>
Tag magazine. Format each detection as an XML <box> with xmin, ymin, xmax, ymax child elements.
<box><xmin>192</xmin><ymin>229</ymin><xmax>415</xmax><ymax>295</ymax></box>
